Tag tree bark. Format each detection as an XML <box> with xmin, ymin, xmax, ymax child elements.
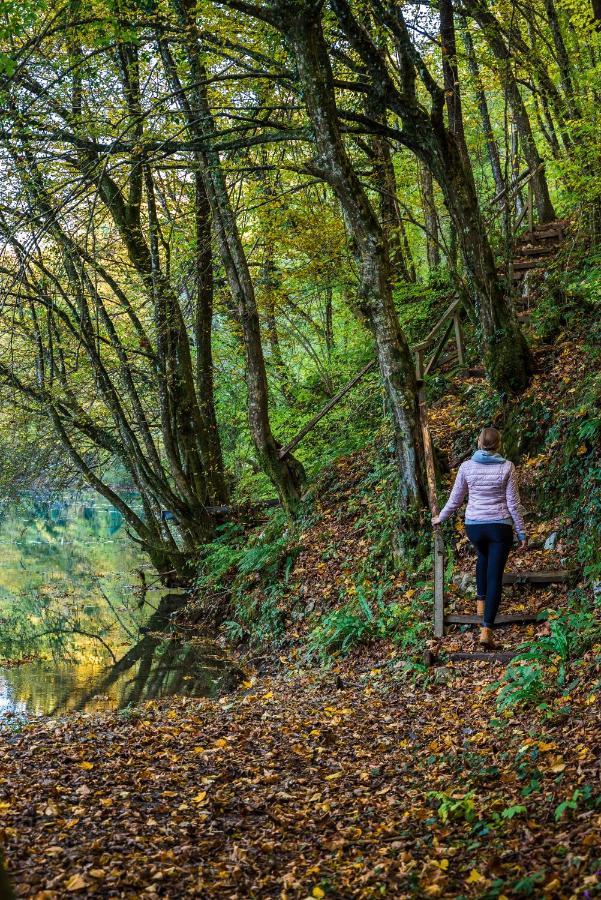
<box><xmin>278</xmin><ymin>6</ymin><xmax>427</xmax><ymax>508</ymax></box>
<box><xmin>440</xmin><ymin>0</ymin><xmax>468</xmax><ymax>158</ymax></box>
<box><xmin>366</xmin><ymin>98</ymin><xmax>412</xmax><ymax>283</ymax></box>
<box><xmin>544</xmin><ymin>0</ymin><xmax>581</xmax><ymax>120</ymax></box>
<box><xmin>419</xmin><ymin>164</ymin><xmax>441</xmax><ymax>271</ymax></box>
<box><xmin>459</xmin><ymin>17</ymin><xmax>505</xmax><ymax>195</ymax></box>
<box><xmin>165</xmin><ymin>0</ymin><xmax>306</xmax><ymax>514</ymax></box>
<box><xmin>193</xmin><ymin>171</ymin><xmax>228</xmax><ymax>503</ymax></box>
<box><xmin>462</xmin><ymin>0</ymin><xmax>557</xmax><ymax>221</ymax></box>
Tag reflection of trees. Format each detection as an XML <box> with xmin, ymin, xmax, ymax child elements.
<box><xmin>0</xmin><ymin>497</ymin><xmax>148</xmax><ymax>661</ymax></box>
<box><xmin>59</xmin><ymin>594</ymin><xmax>244</xmax><ymax>713</ymax></box>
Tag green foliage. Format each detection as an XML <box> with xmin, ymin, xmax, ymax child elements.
<box><xmin>554</xmin><ymin>788</ymin><xmax>586</xmax><ymax>821</ymax></box>
<box><xmin>495</xmin><ymin>661</ymin><xmax>546</xmax><ymax>712</ymax></box>
<box><xmin>306</xmin><ymin>593</ymin><xmax>376</xmax><ymax>659</ymax></box>
<box><xmin>511</xmin><ymin>871</ymin><xmax>546</xmax><ymax>896</ymax></box>
<box><xmin>428</xmin><ymin>790</ymin><xmax>476</xmax><ymax>824</ymax></box>
<box><xmin>306</xmin><ymin>581</ymin><xmax>429</xmax><ymax>662</ymax></box>
<box><xmin>493</xmin><ymin>596</ymin><xmax>601</xmax><ymax>711</ymax></box>
<box><xmin>198</xmin><ymin>510</ymin><xmax>301</xmax><ymax>646</ymax></box>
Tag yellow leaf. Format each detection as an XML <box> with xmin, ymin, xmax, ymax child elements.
<box><xmin>537</xmin><ymin>742</ymin><xmax>556</xmax><ymax>752</ymax></box>
<box><xmin>576</xmin><ymin>444</ymin><xmax>588</xmax><ymax>455</ymax></box>
<box><xmin>263</xmin><ymin>691</ymin><xmax>274</xmax><ymax>700</ymax></box>
<box><xmin>465</xmin><ymin>869</ymin><xmax>485</xmax><ymax>883</ymax></box>
<box><xmin>0</xmin><ymin>801</ymin><xmax>10</xmax><ymax>812</ymax></box>
<box><xmin>78</xmin><ymin>761</ymin><xmax>94</xmax><ymax>770</ymax></box>
<box><xmin>193</xmin><ymin>746</ymin><xmax>205</xmax><ymax>754</ymax></box>
<box><xmin>312</xmin><ymin>888</ymin><xmax>325</xmax><ymax>899</ymax></box>
<box><xmin>192</xmin><ymin>791</ymin><xmax>207</xmax><ymax>804</ymax></box>
<box><xmin>423</xmin><ymin>886</ymin><xmax>443</xmax><ymax>897</ymax></box>
<box><xmin>89</xmin><ymin>869</ymin><xmax>106</xmax><ymax>879</ymax></box>
<box><xmin>550</xmin><ymin>762</ymin><xmax>566</xmax><ymax>773</ymax></box>
<box><xmin>545</xmin><ymin>879</ymin><xmax>561</xmax><ymax>892</ymax></box>
<box><xmin>213</xmin><ymin>738</ymin><xmax>227</xmax><ymax>748</ymax></box>
<box><xmin>65</xmin><ymin>874</ymin><xmax>87</xmax><ymax>892</ymax></box>
<box><xmin>325</xmin><ymin>772</ymin><xmax>342</xmax><ymax>780</ymax></box>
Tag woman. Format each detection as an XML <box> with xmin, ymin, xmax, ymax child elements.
<box><xmin>432</xmin><ymin>427</ymin><xmax>527</xmax><ymax>649</ymax></box>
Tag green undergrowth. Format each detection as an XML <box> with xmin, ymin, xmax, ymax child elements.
<box><xmin>195</xmin><ymin>508</ymin><xmax>304</xmax><ymax>646</ymax></box>
<box><xmin>490</xmin><ymin>591</ymin><xmax>601</xmax><ymax>714</ymax></box>
<box><xmin>193</xmin><ymin>253</ymin><xmax>600</xmax><ymax>678</ymax></box>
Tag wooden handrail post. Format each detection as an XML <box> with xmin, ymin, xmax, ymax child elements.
<box><xmin>424</xmin><ymin>316</ymin><xmax>455</xmax><ymax>377</ymax></box>
<box><xmin>417</xmin><ymin>381</ymin><xmax>445</xmax><ymax>639</ymax></box>
<box><xmin>453</xmin><ymin>313</ymin><xmax>464</xmax><ymax>365</ymax></box>
<box><xmin>415</xmin><ymin>348</ymin><xmax>424</xmax><ymax>380</ymax></box>
<box><xmin>527</xmin><ymin>178</ymin><xmax>534</xmax><ymax>234</ymax></box>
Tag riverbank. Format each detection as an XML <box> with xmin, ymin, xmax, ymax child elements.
<box><xmin>1</xmin><ymin>655</ymin><xmax>599</xmax><ymax>898</ymax></box>
<box><xmin>2</xmin><ymin>253</ymin><xmax>600</xmax><ymax>898</ymax></box>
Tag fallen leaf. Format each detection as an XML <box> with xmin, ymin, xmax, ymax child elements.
<box><xmin>65</xmin><ymin>874</ymin><xmax>87</xmax><ymax>891</ymax></box>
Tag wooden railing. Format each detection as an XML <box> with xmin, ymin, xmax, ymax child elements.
<box><xmin>279</xmin><ymin>295</ymin><xmax>464</xmax><ymax>460</ymax></box>
<box><xmin>487</xmin><ymin>162</ymin><xmax>545</xmax><ymax>237</ymax></box>
<box><xmin>278</xmin><ymin>296</ymin><xmax>467</xmax><ymax>636</ymax></box>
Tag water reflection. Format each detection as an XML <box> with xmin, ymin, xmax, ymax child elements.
<box><xmin>0</xmin><ymin>635</ymin><xmax>242</xmax><ymax>720</ymax></box>
<box><xmin>0</xmin><ymin>496</ymin><xmax>242</xmax><ymax>721</ymax></box>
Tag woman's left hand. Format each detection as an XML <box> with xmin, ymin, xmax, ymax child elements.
<box><xmin>431</xmin><ymin>515</ymin><xmax>441</xmax><ymax>526</ymax></box>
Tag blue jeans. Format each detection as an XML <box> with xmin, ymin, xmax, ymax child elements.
<box><xmin>465</xmin><ymin>523</ymin><xmax>513</xmax><ymax>627</ymax></box>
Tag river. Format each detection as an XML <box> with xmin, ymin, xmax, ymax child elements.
<box><xmin>0</xmin><ymin>494</ymin><xmax>240</xmax><ymax>724</ymax></box>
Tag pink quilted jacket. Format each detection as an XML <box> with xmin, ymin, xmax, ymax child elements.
<box><xmin>438</xmin><ymin>459</ymin><xmax>526</xmax><ymax>536</ymax></box>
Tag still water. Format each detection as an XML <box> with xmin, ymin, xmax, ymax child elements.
<box><xmin>0</xmin><ymin>496</ymin><xmax>240</xmax><ymax>723</ymax></box>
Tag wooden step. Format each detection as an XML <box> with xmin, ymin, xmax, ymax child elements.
<box><xmin>512</xmin><ymin>259</ymin><xmax>550</xmax><ymax>271</ymax></box>
<box><xmin>444</xmin><ymin>612</ymin><xmax>543</xmax><ymax>625</ymax></box>
<box><xmin>503</xmin><ymin>569</ymin><xmax>577</xmax><ymax>585</ymax></box>
<box><xmin>518</xmin><ymin>228</ymin><xmax>563</xmax><ymax>242</ymax></box>
<box><xmin>515</xmin><ymin>245</ymin><xmax>557</xmax><ymax>257</ymax></box>
<box><xmin>457</xmin><ymin>569</ymin><xmax>577</xmax><ymax>585</ymax></box>
<box><xmin>424</xmin><ymin>649</ymin><xmax>518</xmax><ymax>666</ymax></box>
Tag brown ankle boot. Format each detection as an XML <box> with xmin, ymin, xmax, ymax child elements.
<box><xmin>479</xmin><ymin>627</ymin><xmax>496</xmax><ymax>649</ymax></box>
<box><xmin>477</xmin><ymin>599</ymin><xmax>485</xmax><ymax>618</ymax></box>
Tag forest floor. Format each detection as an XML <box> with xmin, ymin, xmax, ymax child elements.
<box><xmin>1</xmin><ymin>658</ymin><xmax>599</xmax><ymax>898</ymax></box>
<box><xmin>2</xmin><ymin>289</ymin><xmax>601</xmax><ymax>898</ymax></box>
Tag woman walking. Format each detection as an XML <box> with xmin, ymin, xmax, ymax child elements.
<box><xmin>432</xmin><ymin>427</ymin><xmax>527</xmax><ymax>648</ymax></box>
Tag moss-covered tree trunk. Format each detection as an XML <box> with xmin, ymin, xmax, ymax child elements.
<box><xmin>281</xmin><ymin>7</ymin><xmax>427</xmax><ymax>508</ymax></box>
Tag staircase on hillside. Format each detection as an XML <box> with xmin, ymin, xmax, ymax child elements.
<box><xmin>424</xmin><ymin>564</ymin><xmax>579</xmax><ymax>665</ymax></box>
<box><xmin>499</xmin><ymin>219</ymin><xmax>569</xmax><ymax>318</ymax></box>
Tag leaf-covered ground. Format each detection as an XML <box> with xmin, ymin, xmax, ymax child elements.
<box><xmin>2</xmin><ymin>269</ymin><xmax>600</xmax><ymax>898</ymax></box>
<box><xmin>1</xmin><ymin>661</ymin><xmax>599</xmax><ymax>898</ymax></box>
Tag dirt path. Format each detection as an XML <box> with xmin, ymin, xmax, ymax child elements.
<box><xmin>1</xmin><ymin>662</ymin><xmax>599</xmax><ymax>898</ymax></box>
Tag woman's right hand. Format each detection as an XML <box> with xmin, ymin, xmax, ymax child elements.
<box><xmin>517</xmin><ymin>538</ymin><xmax>528</xmax><ymax>552</ymax></box>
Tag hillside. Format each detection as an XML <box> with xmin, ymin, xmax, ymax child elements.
<box><xmin>4</xmin><ymin>248</ymin><xmax>599</xmax><ymax>898</ymax></box>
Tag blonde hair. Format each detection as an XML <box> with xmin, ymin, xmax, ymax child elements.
<box><xmin>479</xmin><ymin>427</ymin><xmax>501</xmax><ymax>451</ymax></box>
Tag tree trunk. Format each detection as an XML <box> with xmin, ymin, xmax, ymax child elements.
<box><xmin>193</xmin><ymin>171</ymin><xmax>229</xmax><ymax>504</ymax></box>
<box><xmin>544</xmin><ymin>0</ymin><xmax>581</xmax><ymax>120</ymax></box>
<box><xmin>165</xmin><ymin>0</ymin><xmax>306</xmax><ymax>514</ymax></box>
<box><xmin>462</xmin><ymin>0</ymin><xmax>556</xmax><ymax>221</ymax></box>
<box><xmin>440</xmin><ymin>0</ymin><xmax>468</xmax><ymax>158</ymax></box>
<box><xmin>419</xmin><ymin>164</ymin><xmax>441</xmax><ymax>271</ymax></box>
<box><xmin>459</xmin><ymin>17</ymin><xmax>505</xmax><ymax>195</ymax></box>
<box><xmin>316</xmin><ymin>0</ymin><xmax>532</xmax><ymax>394</ymax></box>
<box><xmin>281</xmin><ymin>7</ymin><xmax>427</xmax><ymax>508</ymax></box>
<box><xmin>367</xmin><ymin>99</ymin><xmax>412</xmax><ymax>283</ymax></box>
<box><xmin>433</xmin><ymin>133</ymin><xmax>532</xmax><ymax>392</ymax></box>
